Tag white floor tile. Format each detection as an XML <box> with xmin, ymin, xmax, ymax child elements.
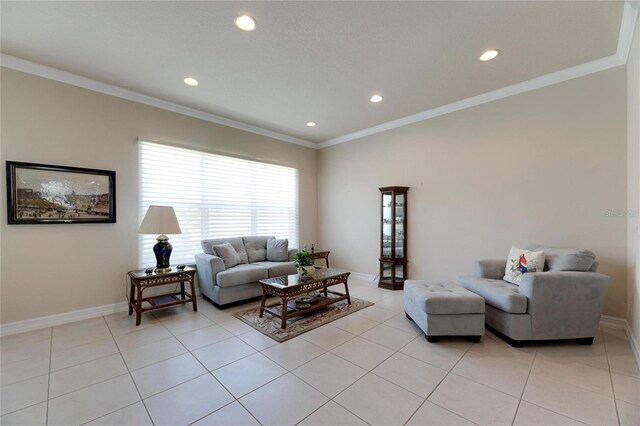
<box><xmin>1</xmin><ymin>356</ymin><xmax>49</xmax><ymax>387</ymax></box>
<box><xmin>49</xmin><ymin>353</ymin><xmax>128</xmax><ymax>398</ymax></box>
<box><xmin>192</xmin><ymin>401</ymin><xmax>260</xmax><ymax>426</ymax></box>
<box><xmin>293</xmin><ymin>352</ymin><xmax>367</xmax><ymax>398</ymax></box>
<box><xmin>612</xmin><ymin>373</ymin><xmax>640</xmax><ymax>405</ymax></box>
<box><xmin>1</xmin><ymin>328</ymin><xmax>51</xmax><ymax>346</ymax></box>
<box><xmin>373</xmin><ymin>352</ymin><xmax>447</xmax><ymax>398</ymax></box>
<box><xmin>298</xmin><ymin>401</ymin><xmax>367</xmax><ymax>426</ymax></box>
<box><xmin>383</xmin><ymin>313</ymin><xmax>422</xmax><ymax>336</ymax></box>
<box><xmin>114</xmin><ymin>324</ymin><xmax>173</xmax><ymax>352</ymax></box>
<box><xmin>240</xmin><ymin>373</ymin><xmax>328</xmax><ymax>425</ymax></box>
<box><xmin>331</xmin><ymin>336</ymin><xmax>394</xmax><ymax>370</ymax></box>
<box><xmin>120</xmin><ymin>337</ymin><xmax>187</xmax><ymax>371</ymax></box>
<box><xmin>47</xmin><ymin>374</ymin><xmax>140</xmax><ymax>426</ymax></box>
<box><xmin>354</xmin><ymin>305</ymin><xmax>397</xmax><ymax>322</ymax></box>
<box><xmin>262</xmin><ymin>338</ymin><xmax>325</xmax><ymax>370</ymax></box>
<box><xmin>192</xmin><ymin>337</ymin><xmax>256</xmax><ymax>371</ymax></box>
<box><xmin>400</xmin><ymin>336</ymin><xmax>471</xmax><ymax>371</ymax></box>
<box><xmin>131</xmin><ymin>353</ymin><xmax>207</xmax><ymax>398</ymax></box>
<box><xmin>0</xmin><ymin>374</ymin><xmax>48</xmax><ymax>416</ymax></box>
<box><xmin>175</xmin><ymin>324</ymin><xmax>233</xmax><ymax>350</ymax></box>
<box><xmin>160</xmin><ymin>313</ymin><xmax>215</xmax><ymax>335</ymax></box>
<box><xmin>522</xmin><ymin>372</ymin><xmax>618</xmax><ymax>425</ymax></box>
<box><xmin>330</xmin><ymin>314</ymin><xmax>379</xmax><ymax>335</ymax></box>
<box><xmin>104</xmin><ymin>311</ymin><xmax>160</xmax><ymax>336</ymax></box>
<box><xmin>144</xmin><ymin>374</ymin><xmax>234</xmax><ymax>426</ymax></box>
<box><xmin>0</xmin><ymin>402</ymin><xmax>47</xmax><ymax>426</ymax></box>
<box><xmin>218</xmin><ymin>319</ymin><xmax>255</xmax><ymax>335</ymax></box>
<box><xmin>50</xmin><ymin>337</ymin><xmax>118</xmax><ymax>372</ymax></box>
<box><xmin>236</xmin><ymin>329</ymin><xmax>279</xmax><ymax>351</ymax></box>
<box><xmin>213</xmin><ymin>352</ymin><xmax>286</xmax><ymax>397</ymax></box>
<box><xmin>335</xmin><ymin>373</ymin><xmax>424</xmax><ymax>426</ymax></box>
<box><xmin>529</xmin><ymin>355</ymin><xmax>613</xmax><ymax>397</ymax></box>
<box><xmin>616</xmin><ymin>399</ymin><xmax>640</xmax><ymax>426</ymax></box>
<box><xmin>51</xmin><ymin>318</ymin><xmax>112</xmax><ymax>352</ymax></box>
<box><xmin>407</xmin><ymin>401</ymin><xmax>475</xmax><ymax>425</ymax></box>
<box><xmin>428</xmin><ymin>374</ymin><xmax>519</xmax><ymax>426</ymax></box>
<box><xmin>299</xmin><ymin>324</ymin><xmax>357</xmax><ymax>350</ymax></box>
<box><xmin>85</xmin><ymin>401</ymin><xmax>153</xmax><ymax>426</ymax></box>
<box><xmin>513</xmin><ymin>401</ymin><xmax>584</xmax><ymax>425</ymax></box>
<box><xmin>361</xmin><ymin>323</ymin><xmax>415</xmax><ymax>350</ymax></box>
<box><xmin>603</xmin><ymin>330</ymin><xmax>640</xmax><ymax>378</ymax></box>
<box><xmin>1</xmin><ymin>338</ymin><xmax>51</xmax><ymax>365</ymax></box>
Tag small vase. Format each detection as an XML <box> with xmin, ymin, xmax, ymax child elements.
<box><xmin>297</xmin><ymin>265</ymin><xmax>316</xmax><ymax>276</ymax></box>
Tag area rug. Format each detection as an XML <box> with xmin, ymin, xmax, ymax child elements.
<box><xmin>233</xmin><ymin>295</ymin><xmax>374</xmax><ymax>342</ymax></box>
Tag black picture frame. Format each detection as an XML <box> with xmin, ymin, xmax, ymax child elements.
<box><xmin>6</xmin><ymin>161</ymin><xmax>116</xmax><ymax>224</ymax></box>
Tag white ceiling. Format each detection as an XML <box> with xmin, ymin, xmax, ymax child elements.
<box><xmin>0</xmin><ymin>1</ymin><xmax>627</xmax><ymax>145</ymax></box>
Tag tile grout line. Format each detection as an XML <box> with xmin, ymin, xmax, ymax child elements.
<box><xmin>510</xmin><ymin>345</ymin><xmax>539</xmax><ymax>426</ymax></box>
<box><xmin>603</xmin><ymin>329</ymin><xmax>623</xmax><ymax>426</ymax></box>
<box><xmin>104</xmin><ymin>314</ymin><xmax>156</xmax><ymax>426</ymax></box>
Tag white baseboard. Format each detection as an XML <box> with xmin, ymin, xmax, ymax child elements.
<box><xmin>0</xmin><ymin>302</ymin><xmax>129</xmax><ymax>337</ymax></box>
<box><xmin>600</xmin><ymin>315</ymin><xmax>640</xmax><ymax>371</ymax></box>
<box><xmin>349</xmin><ymin>271</ymin><xmax>377</xmax><ymax>283</ymax></box>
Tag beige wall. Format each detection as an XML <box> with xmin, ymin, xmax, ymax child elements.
<box><xmin>318</xmin><ymin>66</ymin><xmax>628</xmax><ymax>317</ymax></box>
<box><xmin>0</xmin><ymin>68</ymin><xmax>318</xmax><ymax>324</ymax></box>
<box><xmin>628</xmin><ymin>14</ymin><xmax>640</xmax><ymax>343</ymax></box>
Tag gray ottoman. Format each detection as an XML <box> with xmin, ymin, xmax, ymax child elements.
<box><xmin>404</xmin><ymin>280</ymin><xmax>485</xmax><ymax>342</ymax></box>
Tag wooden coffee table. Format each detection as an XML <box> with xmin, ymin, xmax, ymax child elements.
<box><xmin>259</xmin><ymin>268</ymin><xmax>351</xmax><ymax>329</ymax></box>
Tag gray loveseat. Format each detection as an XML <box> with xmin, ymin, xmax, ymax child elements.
<box><xmin>195</xmin><ymin>236</ymin><xmax>298</xmax><ymax>308</ymax></box>
<box><xmin>459</xmin><ymin>245</ymin><xmax>609</xmax><ymax>346</ymax></box>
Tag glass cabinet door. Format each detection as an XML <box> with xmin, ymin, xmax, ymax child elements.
<box><xmin>382</xmin><ymin>192</ymin><xmax>392</xmax><ymax>258</ymax></box>
<box><xmin>395</xmin><ymin>193</ymin><xmax>405</xmax><ymax>258</ymax></box>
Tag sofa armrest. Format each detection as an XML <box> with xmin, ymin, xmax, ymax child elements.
<box><xmin>473</xmin><ymin>259</ymin><xmax>507</xmax><ymax>280</ymax></box>
<box><xmin>518</xmin><ymin>271</ymin><xmax>610</xmax><ymax>339</ymax></box>
<box><xmin>195</xmin><ymin>253</ymin><xmax>226</xmax><ymax>297</ymax></box>
<box><xmin>288</xmin><ymin>248</ymin><xmax>298</xmax><ymax>261</ymax></box>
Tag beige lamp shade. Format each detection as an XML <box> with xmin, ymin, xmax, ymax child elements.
<box><xmin>138</xmin><ymin>206</ymin><xmax>182</xmax><ymax>235</ymax></box>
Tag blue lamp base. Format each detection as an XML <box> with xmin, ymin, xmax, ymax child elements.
<box><xmin>153</xmin><ymin>234</ymin><xmax>173</xmax><ymax>273</ymax></box>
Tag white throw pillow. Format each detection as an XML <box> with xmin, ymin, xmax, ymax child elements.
<box><xmin>504</xmin><ymin>246</ymin><xmax>545</xmax><ymax>285</ymax></box>
<box><xmin>212</xmin><ymin>242</ymin><xmax>241</xmax><ymax>269</ymax></box>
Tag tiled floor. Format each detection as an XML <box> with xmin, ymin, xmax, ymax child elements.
<box><xmin>2</xmin><ymin>277</ymin><xmax>640</xmax><ymax>426</ymax></box>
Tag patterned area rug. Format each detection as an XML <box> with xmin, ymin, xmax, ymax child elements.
<box><xmin>233</xmin><ymin>295</ymin><xmax>374</xmax><ymax>342</ymax></box>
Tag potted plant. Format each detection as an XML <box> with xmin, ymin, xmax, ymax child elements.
<box><xmin>292</xmin><ymin>250</ymin><xmax>315</xmax><ymax>276</ymax></box>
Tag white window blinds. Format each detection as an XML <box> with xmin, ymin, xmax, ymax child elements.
<box><xmin>138</xmin><ymin>140</ymin><xmax>299</xmax><ymax>267</ymax></box>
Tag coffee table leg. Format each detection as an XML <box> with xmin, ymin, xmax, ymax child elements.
<box><xmin>344</xmin><ymin>280</ymin><xmax>352</xmax><ymax>304</ymax></box>
<box><xmin>281</xmin><ymin>297</ymin><xmax>288</xmax><ymax>329</ymax></box>
<box><xmin>259</xmin><ymin>292</ymin><xmax>266</xmax><ymax>318</ymax></box>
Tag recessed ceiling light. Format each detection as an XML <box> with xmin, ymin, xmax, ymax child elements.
<box><xmin>235</xmin><ymin>15</ymin><xmax>256</xmax><ymax>31</ymax></box>
<box><xmin>480</xmin><ymin>49</ymin><xmax>500</xmax><ymax>61</ymax></box>
<box><xmin>306</xmin><ymin>122</ymin><xmax>317</xmax><ymax>127</ymax></box>
<box><xmin>183</xmin><ymin>77</ymin><xmax>199</xmax><ymax>86</ymax></box>
<box><xmin>370</xmin><ymin>95</ymin><xmax>383</xmax><ymax>103</ymax></box>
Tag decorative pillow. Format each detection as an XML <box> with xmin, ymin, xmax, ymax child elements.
<box><xmin>267</xmin><ymin>238</ymin><xmax>289</xmax><ymax>262</ymax></box>
<box><xmin>212</xmin><ymin>242</ymin><xmax>241</xmax><ymax>269</ymax></box>
<box><xmin>504</xmin><ymin>246</ymin><xmax>545</xmax><ymax>285</ymax></box>
<box><xmin>242</xmin><ymin>236</ymin><xmax>274</xmax><ymax>263</ymax></box>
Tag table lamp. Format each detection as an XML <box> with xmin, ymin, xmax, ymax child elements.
<box><xmin>139</xmin><ymin>205</ymin><xmax>182</xmax><ymax>273</ymax></box>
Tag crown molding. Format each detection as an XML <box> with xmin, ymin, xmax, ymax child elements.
<box><xmin>0</xmin><ymin>54</ymin><xmax>318</xmax><ymax>149</ymax></box>
<box><xmin>618</xmin><ymin>1</ymin><xmax>640</xmax><ymax>63</ymax></box>
<box><xmin>318</xmin><ymin>54</ymin><xmax>624</xmax><ymax>148</ymax></box>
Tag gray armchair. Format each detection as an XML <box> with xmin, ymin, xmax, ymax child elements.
<box><xmin>459</xmin><ymin>246</ymin><xmax>609</xmax><ymax>346</ymax></box>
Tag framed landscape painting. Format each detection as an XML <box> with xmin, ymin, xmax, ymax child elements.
<box><xmin>6</xmin><ymin>161</ymin><xmax>116</xmax><ymax>224</ymax></box>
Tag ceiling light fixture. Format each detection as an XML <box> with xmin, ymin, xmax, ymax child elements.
<box><xmin>183</xmin><ymin>77</ymin><xmax>199</xmax><ymax>86</ymax></box>
<box><xmin>306</xmin><ymin>122</ymin><xmax>317</xmax><ymax>127</ymax></box>
<box><xmin>480</xmin><ymin>49</ymin><xmax>500</xmax><ymax>61</ymax></box>
<box><xmin>370</xmin><ymin>95</ymin><xmax>383</xmax><ymax>103</ymax></box>
<box><xmin>235</xmin><ymin>15</ymin><xmax>256</xmax><ymax>31</ymax></box>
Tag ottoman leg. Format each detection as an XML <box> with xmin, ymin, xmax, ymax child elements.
<box><xmin>426</xmin><ymin>335</ymin><xmax>439</xmax><ymax>343</ymax></box>
<box><xmin>405</xmin><ymin>312</ymin><xmax>412</xmax><ymax>320</ymax></box>
<box><xmin>468</xmin><ymin>336</ymin><xmax>481</xmax><ymax>343</ymax></box>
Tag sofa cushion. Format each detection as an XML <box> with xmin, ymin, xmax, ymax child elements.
<box><xmin>216</xmin><ymin>264</ymin><xmax>268</xmax><ymax>288</ymax></box>
<box><xmin>243</xmin><ymin>236</ymin><xmax>275</xmax><ymax>263</ymax></box>
<box><xmin>459</xmin><ymin>276</ymin><xmax>528</xmax><ymax>314</ymax></box>
<box><xmin>202</xmin><ymin>237</ymin><xmax>248</xmax><ymax>264</ymax></box>
<box><xmin>212</xmin><ymin>242</ymin><xmax>241</xmax><ymax>269</ymax></box>
<box><xmin>251</xmin><ymin>261</ymin><xmax>297</xmax><ymax>278</ymax></box>
<box><xmin>267</xmin><ymin>238</ymin><xmax>289</xmax><ymax>262</ymax></box>
<box><xmin>504</xmin><ymin>246</ymin><xmax>545</xmax><ymax>285</ymax></box>
<box><xmin>526</xmin><ymin>244</ymin><xmax>596</xmax><ymax>272</ymax></box>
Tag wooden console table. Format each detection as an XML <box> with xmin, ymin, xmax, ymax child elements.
<box><xmin>310</xmin><ymin>250</ymin><xmax>330</xmax><ymax>268</ymax></box>
<box><xmin>128</xmin><ymin>266</ymin><xmax>197</xmax><ymax>325</ymax></box>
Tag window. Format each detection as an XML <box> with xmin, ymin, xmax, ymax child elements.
<box><xmin>138</xmin><ymin>140</ymin><xmax>298</xmax><ymax>267</ymax></box>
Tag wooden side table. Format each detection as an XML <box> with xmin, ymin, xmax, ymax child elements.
<box><xmin>127</xmin><ymin>266</ymin><xmax>197</xmax><ymax>325</ymax></box>
<box><xmin>310</xmin><ymin>250</ymin><xmax>330</xmax><ymax>268</ymax></box>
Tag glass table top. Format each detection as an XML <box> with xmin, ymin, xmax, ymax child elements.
<box><xmin>259</xmin><ymin>268</ymin><xmax>349</xmax><ymax>288</ymax></box>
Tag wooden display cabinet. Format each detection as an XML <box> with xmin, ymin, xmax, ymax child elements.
<box><xmin>379</xmin><ymin>186</ymin><xmax>409</xmax><ymax>290</ymax></box>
